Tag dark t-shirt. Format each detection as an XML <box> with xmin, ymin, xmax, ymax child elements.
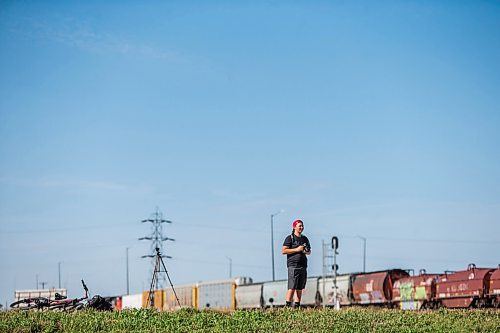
<box><xmin>283</xmin><ymin>234</ymin><xmax>311</xmax><ymax>268</ymax></box>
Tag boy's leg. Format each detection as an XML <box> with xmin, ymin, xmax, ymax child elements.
<box><xmin>294</xmin><ymin>289</ymin><xmax>303</xmax><ymax>303</ymax></box>
<box><xmin>294</xmin><ymin>268</ymin><xmax>307</xmax><ymax>308</ymax></box>
<box><xmin>286</xmin><ymin>289</ymin><xmax>295</xmax><ymax>306</ymax></box>
<box><xmin>293</xmin><ymin>289</ymin><xmax>303</xmax><ymax>308</ymax></box>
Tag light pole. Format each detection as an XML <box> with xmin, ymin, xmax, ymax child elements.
<box><xmin>270</xmin><ymin>209</ymin><xmax>284</xmax><ymax>281</ymax></box>
<box><xmin>126</xmin><ymin>247</ymin><xmax>130</xmax><ymax>295</ymax></box>
<box><xmin>356</xmin><ymin>235</ymin><xmax>367</xmax><ymax>272</ymax></box>
<box><xmin>58</xmin><ymin>262</ymin><xmax>61</xmax><ymax>289</ymax></box>
<box><xmin>226</xmin><ymin>256</ymin><xmax>232</xmax><ymax>278</ymax></box>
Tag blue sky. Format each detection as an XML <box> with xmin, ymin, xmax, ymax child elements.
<box><xmin>1</xmin><ymin>1</ymin><xmax>499</xmax><ymax>306</ymax></box>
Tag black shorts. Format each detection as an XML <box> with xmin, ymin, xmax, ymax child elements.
<box><xmin>287</xmin><ymin>267</ymin><xmax>307</xmax><ymax>290</ymax></box>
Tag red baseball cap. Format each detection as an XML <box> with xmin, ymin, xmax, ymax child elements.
<box><xmin>292</xmin><ymin>219</ymin><xmax>303</xmax><ymax>228</ymax></box>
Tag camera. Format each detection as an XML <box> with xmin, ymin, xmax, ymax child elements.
<box><xmin>302</xmin><ymin>243</ymin><xmax>310</xmax><ymax>253</ymax></box>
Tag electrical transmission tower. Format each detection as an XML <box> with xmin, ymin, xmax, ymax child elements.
<box><xmin>139</xmin><ymin>207</ymin><xmax>175</xmax><ymax>290</ymax></box>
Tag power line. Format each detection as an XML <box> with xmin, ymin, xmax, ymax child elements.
<box><xmin>307</xmin><ymin>232</ymin><xmax>499</xmax><ymax>245</ymax></box>
<box><xmin>0</xmin><ymin>220</ymin><xmax>264</xmax><ymax>234</ymax></box>
<box><xmin>352</xmin><ymin>235</ymin><xmax>499</xmax><ymax>245</ymax></box>
<box><xmin>0</xmin><ymin>222</ymin><xmax>139</xmax><ymax>234</ymax></box>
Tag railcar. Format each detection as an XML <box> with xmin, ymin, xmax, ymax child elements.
<box><xmin>392</xmin><ymin>270</ymin><xmax>440</xmax><ymax>310</ymax></box>
<box><xmin>488</xmin><ymin>267</ymin><xmax>500</xmax><ymax>308</ymax></box>
<box><xmin>436</xmin><ymin>264</ymin><xmax>494</xmax><ymax>308</ymax></box>
<box><xmin>197</xmin><ymin>277</ymin><xmax>252</xmax><ymax>310</ymax></box>
<box><xmin>351</xmin><ymin>269</ymin><xmax>409</xmax><ymax>306</ymax></box>
<box><xmin>165</xmin><ymin>283</ymin><xmax>197</xmax><ymax>310</ymax></box>
<box><xmin>262</xmin><ymin>279</ymin><xmax>289</xmax><ymax>308</ymax></box>
<box><xmin>317</xmin><ymin>274</ymin><xmax>353</xmax><ymax>307</ymax></box>
<box><xmin>235</xmin><ymin>283</ymin><xmax>263</xmax><ymax>309</ymax></box>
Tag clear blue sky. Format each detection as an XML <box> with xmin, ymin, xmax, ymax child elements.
<box><xmin>1</xmin><ymin>1</ymin><xmax>499</xmax><ymax>306</ymax></box>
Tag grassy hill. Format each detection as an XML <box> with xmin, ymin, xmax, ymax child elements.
<box><xmin>1</xmin><ymin>307</ymin><xmax>499</xmax><ymax>333</ymax></box>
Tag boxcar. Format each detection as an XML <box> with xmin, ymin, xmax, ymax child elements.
<box><xmin>351</xmin><ymin>269</ymin><xmax>409</xmax><ymax>306</ymax></box>
<box><xmin>436</xmin><ymin>264</ymin><xmax>494</xmax><ymax>308</ymax></box>
<box><xmin>317</xmin><ymin>274</ymin><xmax>353</xmax><ymax>307</ymax></box>
<box><xmin>392</xmin><ymin>271</ymin><xmax>440</xmax><ymax>310</ymax></box>
<box><xmin>165</xmin><ymin>284</ymin><xmax>197</xmax><ymax>310</ymax></box>
<box><xmin>235</xmin><ymin>283</ymin><xmax>263</xmax><ymax>309</ymax></box>
<box><xmin>197</xmin><ymin>277</ymin><xmax>252</xmax><ymax>310</ymax></box>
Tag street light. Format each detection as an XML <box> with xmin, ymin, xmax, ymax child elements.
<box><xmin>226</xmin><ymin>256</ymin><xmax>232</xmax><ymax>278</ymax></box>
<box><xmin>58</xmin><ymin>262</ymin><xmax>62</xmax><ymax>289</ymax></box>
<box><xmin>271</xmin><ymin>209</ymin><xmax>284</xmax><ymax>281</ymax></box>
<box><xmin>356</xmin><ymin>235</ymin><xmax>367</xmax><ymax>272</ymax></box>
<box><xmin>126</xmin><ymin>247</ymin><xmax>130</xmax><ymax>295</ymax></box>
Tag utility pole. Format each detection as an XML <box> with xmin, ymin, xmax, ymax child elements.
<box><xmin>356</xmin><ymin>235</ymin><xmax>367</xmax><ymax>273</ymax></box>
<box><xmin>126</xmin><ymin>247</ymin><xmax>130</xmax><ymax>295</ymax></box>
<box><xmin>270</xmin><ymin>209</ymin><xmax>284</xmax><ymax>281</ymax></box>
<box><xmin>226</xmin><ymin>257</ymin><xmax>232</xmax><ymax>278</ymax></box>
<box><xmin>139</xmin><ymin>207</ymin><xmax>174</xmax><ymax>290</ymax></box>
<box><xmin>58</xmin><ymin>262</ymin><xmax>61</xmax><ymax>289</ymax></box>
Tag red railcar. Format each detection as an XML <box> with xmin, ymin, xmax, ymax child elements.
<box><xmin>436</xmin><ymin>264</ymin><xmax>494</xmax><ymax>308</ymax></box>
<box><xmin>488</xmin><ymin>267</ymin><xmax>500</xmax><ymax>308</ymax></box>
<box><xmin>351</xmin><ymin>269</ymin><xmax>409</xmax><ymax>306</ymax></box>
<box><xmin>392</xmin><ymin>270</ymin><xmax>440</xmax><ymax>310</ymax></box>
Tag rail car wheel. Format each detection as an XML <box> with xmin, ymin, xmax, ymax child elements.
<box><xmin>493</xmin><ymin>297</ymin><xmax>500</xmax><ymax>308</ymax></box>
<box><xmin>476</xmin><ymin>299</ymin><xmax>487</xmax><ymax>308</ymax></box>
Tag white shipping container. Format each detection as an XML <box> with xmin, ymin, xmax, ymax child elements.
<box><xmin>121</xmin><ymin>293</ymin><xmax>143</xmax><ymax>309</ymax></box>
<box><xmin>14</xmin><ymin>289</ymin><xmax>67</xmax><ymax>302</ymax></box>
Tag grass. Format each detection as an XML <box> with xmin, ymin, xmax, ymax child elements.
<box><xmin>0</xmin><ymin>308</ymin><xmax>499</xmax><ymax>333</ymax></box>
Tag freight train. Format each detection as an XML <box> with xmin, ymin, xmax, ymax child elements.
<box><xmin>113</xmin><ymin>264</ymin><xmax>500</xmax><ymax>311</ymax></box>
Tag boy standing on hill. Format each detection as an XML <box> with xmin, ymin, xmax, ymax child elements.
<box><xmin>282</xmin><ymin>219</ymin><xmax>311</xmax><ymax>308</ymax></box>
